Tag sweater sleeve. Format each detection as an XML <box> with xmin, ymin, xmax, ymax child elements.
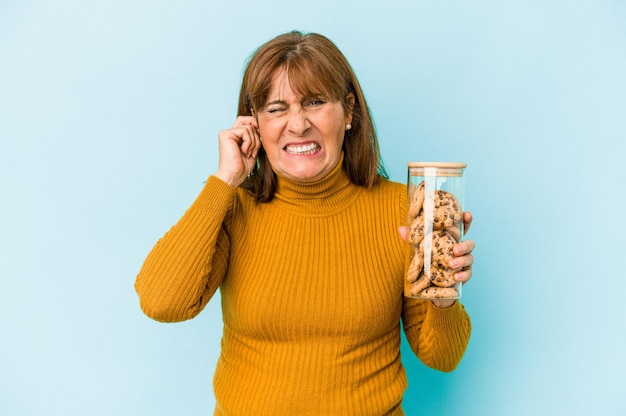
<box><xmin>135</xmin><ymin>176</ymin><xmax>235</xmax><ymax>323</ymax></box>
<box><xmin>402</xmin><ymin>297</ymin><xmax>472</xmax><ymax>372</ymax></box>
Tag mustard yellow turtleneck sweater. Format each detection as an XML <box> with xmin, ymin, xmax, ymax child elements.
<box><xmin>135</xmin><ymin>159</ymin><xmax>471</xmax><ymax>416</ymax></box>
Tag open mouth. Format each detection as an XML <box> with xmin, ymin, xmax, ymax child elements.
<box><xmin>284</xmin><ymin>143</ymin><xmax>321</xmax><ymax>155</ymax></box>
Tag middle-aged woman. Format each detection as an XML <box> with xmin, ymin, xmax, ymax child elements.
<box><xmin>136</xmin><ymin>30</ymin><xmax>475</xmax><ymax>416</ymax></box>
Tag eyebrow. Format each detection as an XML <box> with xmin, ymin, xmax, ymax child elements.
<box><xmin>265</xmin><ymin>94</ymin><xmax>326</xmax><ymax>107</ymax></box>
<box><xmin>265</xmin><ymin>99</ymin><xmax>288</xmax><ymax>106</ymax></box>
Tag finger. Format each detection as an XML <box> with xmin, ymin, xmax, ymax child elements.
<box><xmin>228</xmin><ymin>124</ymin><xmax>260</xmax><ymax>158</ymax></box>
<box><xmin>231</xmin><ymin>116</ymin><xmax>259</xmax><ymax>154</ymax></box>
<box><xmin>232</xmin><ymin>115</ymin><xmax>259</xmax><ymax>129</ymax></box>
<box><xmin>249</xmin><ymin>127</ymin><xmax>262</xmax><ymax>158</ymax></box>
<box><xmin>397</xmin><ymin>226</ymin><xmax>408</xmax><ymax>242</ymax></box>
<box><xmin>453</xmin><ymin>265</ymin><xmax>472</xmax><ymax>283</ymax></box>
<box><xmin>240</xmin><ymin>125</ymin><xmax>260</xmax><ymax>158</ymax></box>
<box><xmin>463</xmin><ymin>211</ymin><xmax>473</xmax><ymax>234</ymax></box>
<box><xmin>244</xmin><ymin>119</ymin><xmax>261</xmax><ymax>157</ymax></box>
<box><xmin>449</xmin><ymin>252</ymin><xmax>474</xmax><ymax>270</ymax></box>
<box><xmin>453</xmin><ymin>239</ymin><xmax>475</xmax><ymax>257</ymax></box>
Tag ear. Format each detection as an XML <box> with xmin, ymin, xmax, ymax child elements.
<box><xmin>345</xmin><ymin>93</ymin><xmax>355</xmax><ymax>125</ymax></box>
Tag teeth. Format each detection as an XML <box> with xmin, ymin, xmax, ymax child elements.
<box><xmin>285</xmin><ymin>143</ymin><xmax>319</xmax><ymax>155</ymax></box>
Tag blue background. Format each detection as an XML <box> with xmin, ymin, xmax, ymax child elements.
<box><xmin>1</xmin><ymin>1</ymin><xmax>625</xmax><ymax>415</ymax></box>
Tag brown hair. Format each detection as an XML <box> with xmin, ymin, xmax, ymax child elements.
<box><xmin>238</xmin><ymin>30</ymin><xmax>387</xmax><ymax>202</ymax></box>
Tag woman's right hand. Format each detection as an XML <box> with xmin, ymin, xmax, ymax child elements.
<box><xmin>214</xmin><ymin>116</ymin><xmax>262</xmax><ymax>188</ymax></box>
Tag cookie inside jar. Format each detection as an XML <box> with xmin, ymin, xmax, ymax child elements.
<box><xmin>404</xmin><ymin>163</ymin><xmax>466</xmax><ymax>300</ymax></box>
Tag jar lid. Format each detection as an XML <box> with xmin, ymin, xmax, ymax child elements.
<box><xmin>407</xmin><ymin>162</ymin><xmax>467</xmax><ymax>168</ymax></box>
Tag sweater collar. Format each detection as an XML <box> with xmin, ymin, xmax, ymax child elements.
<box><xmin>273</xmin><ymin>153</ymin><xmax>360</xmax><ymax>214</ymax></box>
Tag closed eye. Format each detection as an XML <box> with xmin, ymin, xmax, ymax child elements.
<box><xmin>265</xmin><ymin>105</ymin><xmax>287</xmax><ymax>114</ymax></box>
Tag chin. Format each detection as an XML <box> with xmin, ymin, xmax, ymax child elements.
<box><xmin>288</xmin><ymin>173</ymin><xmax>322</xmax><ymax>182</ymax></box>
<box><xmin>281</xmin><ymin>168</ymin><xmax>325</xmax><ymax>182</ymax></box>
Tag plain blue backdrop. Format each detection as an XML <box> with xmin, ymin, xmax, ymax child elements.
<box><xmin>1</xmin><ymin>0</ymin><xmax>625</xmax><ymax>415</ymax></box>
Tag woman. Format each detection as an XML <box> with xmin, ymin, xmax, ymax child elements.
<box><xmin>136</xmin><ymin>30</ymin><xmax>475</xmax><ymax>416</ymax></box>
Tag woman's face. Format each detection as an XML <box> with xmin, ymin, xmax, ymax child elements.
<box><xmin>255</xmin><ymin>69</ymin><xmax>353</xmax><ymax>183</ymax></box>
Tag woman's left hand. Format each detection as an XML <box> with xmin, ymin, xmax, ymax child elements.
<box><xmin>449</xmin><ymin>211</ymin><xmax>475</xmax><ymax>285</ymax></box>
<box><xmin>432</xmin><ymin>211</ymin><xmax>475</xmax><ymax>308</ymax></box>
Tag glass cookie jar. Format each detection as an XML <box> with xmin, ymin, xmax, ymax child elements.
<box><xmin>404</xmin><ymin>162</ymin><xmax>466</xmax><ymax>300</ymax></box>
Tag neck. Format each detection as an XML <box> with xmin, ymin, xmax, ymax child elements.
<box><xmin>272</xmin><ymin>153</ymin><xmax>360</xmax><ymax>215</ymax></box>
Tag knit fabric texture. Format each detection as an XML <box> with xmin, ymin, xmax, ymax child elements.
<box><xmin>135</xmin><ymin>158</ymin><xmax>471</xmax><ymax>416</ymax></box>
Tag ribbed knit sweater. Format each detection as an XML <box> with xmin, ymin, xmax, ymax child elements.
<box><xmin>135</xmin><ymin>157</ymin><xmax>471</xmax><ymax>416</ymax></box>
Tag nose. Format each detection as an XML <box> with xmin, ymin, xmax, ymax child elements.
<box><xmin>286</xmin><ymin>106</ymin><xmax>310</xmax><ymax>135</ymax></box>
